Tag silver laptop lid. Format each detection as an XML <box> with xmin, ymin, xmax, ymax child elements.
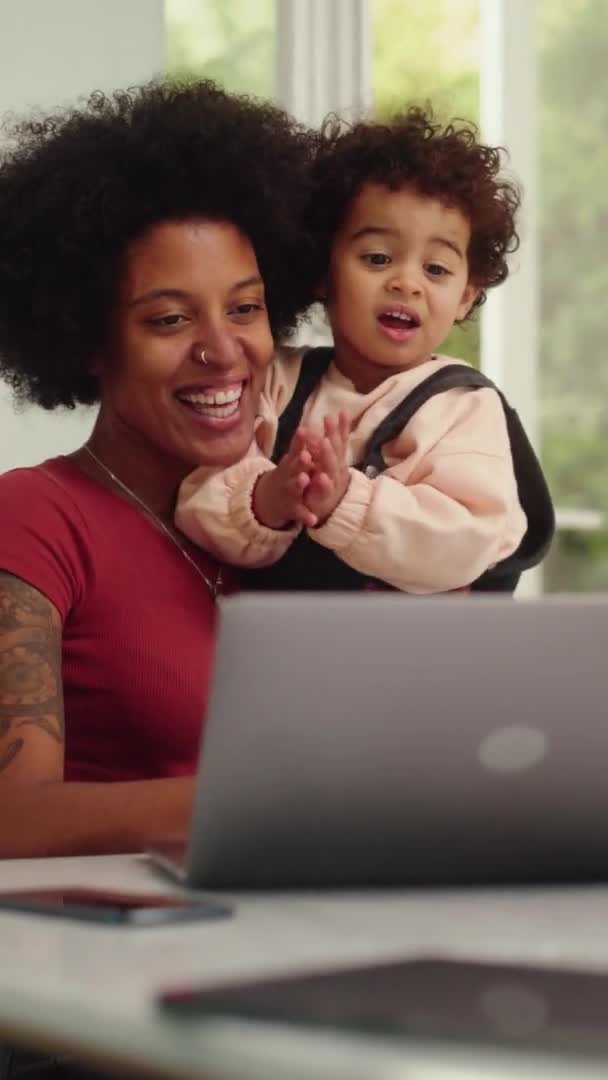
<box><xmin>186</xmin><ymin>594</ymin><xmax>608</xmax><ymax>888</ymax></box>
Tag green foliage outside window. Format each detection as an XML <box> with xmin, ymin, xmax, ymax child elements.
<box><xmin>538</xmin><ymin>0</ymin><xmax>608</xmax><ymax>589</ymax></box>
<box><xmin>166</xmin><ymin>0</ymin><xmax>275</xmax><ymax>98</ymax></box>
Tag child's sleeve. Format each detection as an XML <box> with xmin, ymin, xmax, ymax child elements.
<box><xmin>308</xmin><ymin>387</ymin><xmax>528</xmax><ymax>593</ymax></box>
<box><xmin>176</xmin><ymin>448</ymin><xmax>301</xmax><ymax>567</ymax></box>
<box><xmin>175</xmin><ymin>348</ymin><xmax>306</xmax><ymax>567</ymax></box>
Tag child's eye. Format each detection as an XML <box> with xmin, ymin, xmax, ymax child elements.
<box><xmin>362</xmin><ymin>252</ymin><xmax>391</xmax><ymax>267</ymax></box>
<box><xmin>425</xmin><ymin>263</ymin><xmax>451</xmax><ymax>277</ymax></box>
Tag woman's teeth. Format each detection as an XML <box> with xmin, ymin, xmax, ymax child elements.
<box><xmin>178</xmin><ymin>385</ymin><xmax>242</xmax><ymax>418</ymax></box>
<box><xmin>198</xmin><ymin>400</ymin><xmax>240</xmax><ymax>418</ymax></box>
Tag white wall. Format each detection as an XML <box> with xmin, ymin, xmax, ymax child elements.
<box><xmin>0</xmin><ymin>0</ymin><xmax>165</xmax><ymax>472</ymax></box>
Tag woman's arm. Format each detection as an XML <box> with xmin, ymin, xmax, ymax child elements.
<box><xmin>0</xmin><ymin>570</ymin><xmax>64</xmax><ymax>783</ymax></box>
<box><xmin>0</xmin><ymin>776</ymin><xmax>195</xmax><ymax>858</ymax></box>
<box><xmin>0</xmin><ymin>572</ymin><xmax>194</xmax><ymax>858</ymax></box>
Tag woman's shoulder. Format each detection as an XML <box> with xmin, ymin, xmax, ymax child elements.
<box><xmin>0</xmin><ymin>455</ymin><xmax>92</xmax><ymax>525</ymax></box>
<box><xmin>0</xmin><ymin>457</ymin><xmax>91</xmax><ymax>617</ymax></box>
<box><xmin>1</xmin><ymin>454</ymin><xmax>83</xmax><ymax>489</ymax></box>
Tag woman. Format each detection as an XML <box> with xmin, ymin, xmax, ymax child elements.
<box><xmin>0</xmin><ymin>79</ymin><xmax>316</xmax><ymax>858</ymax></box>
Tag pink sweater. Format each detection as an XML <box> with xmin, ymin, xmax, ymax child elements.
<box><xmin>176</xmin><ymin>348</ymin><xmax>527</xmax><ymax>594</ymax></box>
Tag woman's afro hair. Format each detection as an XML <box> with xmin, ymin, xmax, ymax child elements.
<box><xmin>0</xmin><ymin>79</ymin><xmax>318</xmax><ymax>408</ymax></box>
<box><xmin>308</xmin><ymin>106</ymin><xmax>521</xmax><ymax>315</ymax></box>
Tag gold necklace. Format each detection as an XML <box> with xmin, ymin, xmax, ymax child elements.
<box><xmin>83</xmin><ymin>445</ymin><xmax>222</xmax><ymax>600</ymax></box>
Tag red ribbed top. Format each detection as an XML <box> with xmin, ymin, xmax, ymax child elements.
<box><xmin>0</xmin><ymin>456</ymin><xmax>223</xmax><ymax>781</ymax></box>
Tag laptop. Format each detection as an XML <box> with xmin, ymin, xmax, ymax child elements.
<box><xmin>149</xmin><ymin>592</ymin><xmax>608</xmax><ymax>888</ymax></box>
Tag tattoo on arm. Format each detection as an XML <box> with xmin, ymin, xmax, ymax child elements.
<box><xmin>0</xmin><ymin>571</ymin><xmax>64</xmax><ymax>776</ymax></box>
<box><xmin>0</xmin><ymin>738</ymin><xmax>24</xmax><ymax>774</ymax></box>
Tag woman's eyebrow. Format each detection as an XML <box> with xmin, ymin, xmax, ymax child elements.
<box><xmin>130</xmin><ymin>276</ymin><xmax>264</xmax><ymax>308</ymax></box>
<box><xmin>129</xmin><ymin>288</ymin><xmax>190</xmax><ymax>307</ymax></box>
<box><xmin>229</xmin><ymin>275</ymin><xmax>264</xmax><ymax>292</ymax></box>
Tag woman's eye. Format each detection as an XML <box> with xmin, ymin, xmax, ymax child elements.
<box><xmin>232</xmin><ymin>302</ymin><xmax>264</xmax><ymax>317</ymax></box>
<box><xmin>425</xmin><ymin>263</ymin><xmax>451</xmax><ymax>277</ymax></box>
<box><xmin>363</xmin><ymin>252</ymin><xmax>391</xmax><ymax>266</ymax></box>
<box><xmin>148</xmin><ymin>313</ymin><xmax>187</xmax><ymax>327</ymax></box>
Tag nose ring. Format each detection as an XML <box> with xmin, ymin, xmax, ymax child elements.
<box><xmin>200</xmin><ymin>349</ymin><xmax>209</xmax><ymax>365</ymax></box>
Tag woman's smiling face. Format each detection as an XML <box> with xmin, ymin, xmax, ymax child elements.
<box><xmin>98</xmin><ymin>217</ymin><xmax>274</xmax><ymax>471</ymax></box>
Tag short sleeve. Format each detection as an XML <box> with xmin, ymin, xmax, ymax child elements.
<box><xmin>0</xmin><ymin>467</ymin><xmax>87</xmax><ymax>619</ymax></box>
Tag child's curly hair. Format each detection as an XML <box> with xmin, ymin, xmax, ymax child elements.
<box><xmin>308</xmin><ymin>106</ymin><xmax>521</xmax><ymax>314</ymax></box>
<box><xmin>0</xmin><ymin>79</ymin><xmax>318</xmax><ymax>409</ymax></box>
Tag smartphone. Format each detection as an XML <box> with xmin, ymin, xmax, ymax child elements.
<box><xmin>157</xmin><ymin>956</ymin><xmax>608</xmax><ymax>1060</ymax></box>
<box><xmin>0</xmin><ymin>887</ymin><xmax>231</xmax><ymax>925</ymax></box>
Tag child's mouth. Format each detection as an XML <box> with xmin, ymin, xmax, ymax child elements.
<box><xmin>377</xmin><ymin>308</ymin><xmax>420</xmax><ymax>342</ymax></box>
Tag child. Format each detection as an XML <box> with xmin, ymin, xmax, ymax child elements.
<box><xmin>176</xmin><ymin>108</ymin><xmax>554</xmax><ymax>594</ymax></box>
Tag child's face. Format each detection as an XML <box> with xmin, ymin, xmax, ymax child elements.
<box><xmin>323</xmin><ymin>183</ymin><xmax>479</xmax><ymax>392</ymax></box>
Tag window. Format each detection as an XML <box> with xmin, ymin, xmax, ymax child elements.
<box><xmin>538</xmin><ymin>0</ymin><xmax>608</xmax><ymax>591</ymax></box>
<box><xmin>373</xmin><ymin>0</ymin><xmax>480</xmax><ymax>368</ymax></box>
<box><xmin>166</xmin><ymin>0</ymin><xmax>276</xmax><ymax>97</ymax></box>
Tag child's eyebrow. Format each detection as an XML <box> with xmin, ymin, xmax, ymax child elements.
<box><xmin>350</xmin><ymin>225</ymin><xmax>398</xmax><ymax>242</ymax></box>
<box><xmin>429</xmin><ymin>236</ymin><xmax>465</xmax><ymax>260</ymax></box>
<box><xmin>350</xmin><ymin>225</ymin><xmax>465</xmax><ymax>261</ymax></box>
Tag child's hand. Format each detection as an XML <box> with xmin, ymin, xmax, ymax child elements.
<box><xmin>252</xmin><ymin>430</ymin><xmax>318</xmax><ymax>530</ymax></box>
<box><xmin>304</xmin><ymin>412</ymin><xmax>351</xmax><ymax>527</ymax></box>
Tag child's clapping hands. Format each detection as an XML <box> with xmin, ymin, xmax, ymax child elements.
<box><xmin>253</xmin><ymin>412</ymin><xmax>351</xmax><ymax>530</ymax></box>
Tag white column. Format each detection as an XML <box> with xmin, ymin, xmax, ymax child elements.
<box><xmin>480</xmin><ymin>0</ymin><xmax>541</xmax><ymax>594</ymax></box>
<box><xmin>275</xmin><ymin>0</ymin><xmax>371</xmax><ymax>344</ymax></box>
<box><xmin>0</xmin><ymin>0</ymin><xmax>165</xmax><ymax>472</ymax></box>
<box><xmin>276</xmin><ymin>0</ymin><xmax>371</xmax><ymax>127</ymax></box>
<box><xmin>479</xmin><ymin>0</ymin><xmax>539</xmax><ymax>447</ymax></box>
